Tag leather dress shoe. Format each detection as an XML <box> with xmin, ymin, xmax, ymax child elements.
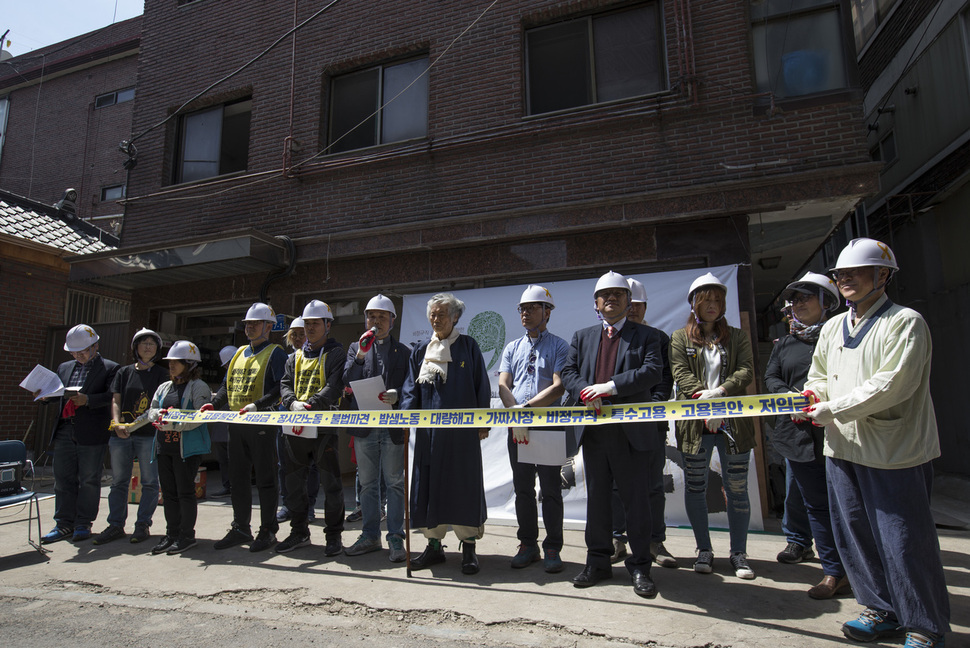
<box><xmin>410</xmin><ymin>543</ymin><xmax>446</xmax><ymax>570</ymax></box>
<box><xmin>460</xmin><ymin>541</ymin><xmax>480</xmax><ymax>575</ymax></box>
<box><xmin>631</xmin><ymin>569</ymin><xmax>657</xmax><ymax>598</ymax></box>
<box><xmin>571</xmin><ymin>564</ymin><xmax>612</xmax><ymax>588</ymax></box>
<box><xmin>808</xmin><ymin>574</ymin><xmax>850</xmax><ymax>600</ymax></box>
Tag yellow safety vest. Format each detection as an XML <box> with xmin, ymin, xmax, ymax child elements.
<box><xmin>294</xmin><ymin>350</ymin><xmax>328</xmax><ymax>402</ymax></box>
<box><xmin>227</xmin><ymin>343</ymin><xmax>280</xmax><ymax>410</ymax></box>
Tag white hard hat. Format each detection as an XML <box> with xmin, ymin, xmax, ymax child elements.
<box><xmin>365</xmin><ymin>294</ymin><xmax>396</xmax><ymax>317</ymax></box>
<box><xmin>219</xmin><ymin>345</ymin><xmax>238</xmax><ymax>366</ymax></box>
<box><xmin>164</xmin><ymin>340</ymin><xmax>201</xmax><ymax>363</ymax></box>
<box><xmin>130</xmin><ymin>327</ymin><xmax>162</xmax><ymax>350</ymax></box>
<box><xmin>519</xmin><ymin>285</ymin><xmax>555</xmax><ymax>309</ymax></box>
<box><xmin>687</xmin><ymin>272</ymin><xmax>727</xmax><ymax>304</ymax></box>
<box><xmin>593</xmin><ymin>271</ymin><xmax>630</xmax><ymax>297</ymax></box>
<box><xmin>289</xmin><ymin>317</ymin><xmax>305</xmax><ymax>330</ymax></box>
<box><xmin>64</xmin><ymin>324</ymin><xmax>99</xmax><ymax>352</ymax></box>
<box><xmin>302</xmin><ymin>299</ymin><xmax>333</xmax><ymax>320</ymax></box>
<box><xmin>627</xmin><ymin>278</ymin><xmax>647</xmax><ymax>305</ymax></box>
<box><xmin>831</xmin><ymin>238</ymin><xmax>898</xmax><ymax>272</ymax></box>
<box><xmin>784</xmin><ymin>272</ymin><xmax>840</xmax><ymax>310</ymax></box>
<box><xmin>243</xmin><ymin>302</ymin><xmax>276</xmax><ymax>323</ymax></box>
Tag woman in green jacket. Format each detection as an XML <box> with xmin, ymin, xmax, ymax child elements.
<box><xmin>670</xmin><ymin>273</ymin><xmax>755</xmax><ymax>580</ymax></box>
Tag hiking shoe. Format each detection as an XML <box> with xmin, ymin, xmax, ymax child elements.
<box><xmin>345</xmin><ymin>535</ymin><xmax>382</xmax><ymax>556</ymax></box>
<box><xmin>905</xmin><ymin>631</ymin><xmax>945</xmax><ymax>648</ymax></box>
<box><xmin>694</xmin><ymin>549</ymin><xmax>714</xmax><ymax>574</ymax></box>
<box><xmin>777</xmin><ymin>541</ymin><xmax>814</xmax><ymax>564</ymax></box>
<box><xmin>130</xmin><ymin>524</ymin><xmax>151</xmax><ymax>544</ymax></box>
<box><xmin>346</xmin><ymin>507</ymin><xmax>363</xmax><ymax>523</ymax></box>
<box><xmin>543</xmin><ymin>548</ymin><xmax>564</xmax><ymax>573</ymax></box>
<box><xmin>167</xmin><ymin>536</ymin><xmax>197</xmax><ymax>554</ymax></box>
<box><xmin>730</xmin><ymin>552</ymin><xmax>755</xmax><ymax>579</ymax></box>
<box><xmin>651</xmin><ymin>542</ymin><xmax>678</xmax><ymax>568</ymax></box>
<box><xmin>324</xmin><ymin>537</ymin><xmax>343</xmax><ymax>556</ymax></box>
<box><xmin>510</xmin><ymin>544</ymin><xmax>540</xmax><ymax>569</ymax></box>
<box><xmin>841</xmin><ymin>608</ymin><xmax>903</xmax><ymax>642</ymax></box>
<box><xmin>410</xmin><ymin>542</ymin><xmax>446</xmax><ymax>570</ymax></box>
<box><xmin>214</xmin><ymin>527</ymin><xmax>253</xmax><ymax>550</ymax></box>
<box><xmin>249</xmin><ymin>530</ymin><xmax>277</xmax><ymax>552</ymax></box>
<box><xmin>151</xmin><ymin>536</ymin><xmax>176</xmax><ymax>555</ymax></box>
<box><xmin>276</xmin><ymin>507</ymin><xmax>291</xmax><ymax>523</ymax></box>
<box><xmin>92</xmin><ymin>525</ymin><xmax>126</xmax><ymax>545</ymax></box>
<box><xmin>388</xmin><ymin>536</ymin><xmax>406</xmax><ymax>563</ymax></box>
<box><xmin>276</xmin><ymin>530</ymin><xmax>311</xmax><ymax>553</ymax></box>
<box><xmin>611</xmin><ymin>538</ymin><xmax>627</xmax><ymax>564</ymax></box>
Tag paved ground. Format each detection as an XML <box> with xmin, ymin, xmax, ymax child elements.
<box><xmin>1</xmin><ymin>471</ymin><xmax>967</xmax><ymax>647</ymax></box>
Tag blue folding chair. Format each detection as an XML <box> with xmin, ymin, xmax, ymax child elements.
<box><xmin>0</xmin><ymin>440</ymin><xmax>48</xmax><ymax>554</ymax></box>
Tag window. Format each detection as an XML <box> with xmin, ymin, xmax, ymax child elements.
<box><xmin>870</xmin><ymin>130</ymin><xmax>897</xmax><ymax>166</ymax></box>
<box><xmin>65</xmin><ymin>290</ymin><xmax>130</xmax><ymax>324</ymax></box>
<box><xmin>751</xmin><ymin>0</ymin><xmax>851</xmax><ymax>100</ymax></box>
<box><xmin>94</xmin><ymin>87</ymin><xmax>135</xmax><ymax>109</ymax></box>
<box><xmin>0</xmin><ymin>97</ymin><xmax>8</xmax><ymax>164</ymax></box>
<box><xmin>100</xmin><ymin>185</ymin><xmax>126</xmax><ymax>201</ymax></box>
<box><xmin>849</xmin><ymin>0</ymin><xmax>900</xmax><ymax>51</ymax></box>
<box><xmin>525</xmin><ymin>4</ymin><xmax>665</xmax><ymax>115</ymax></box>
<box><xmin>328</xmin><ymin>57</ymin><xmax>429</xmax><ymax>153</ymax></box>
<box><xmin>174</xmin><ymin>97</ymin><xmax>251</xmax><ymax>183</ymax></box>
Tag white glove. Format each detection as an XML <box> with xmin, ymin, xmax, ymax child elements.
<box><xmin>693</xmin><ymin>388</ymin><xmax>726</xmax><ymax>399</ymax></box>
<box><xmin>790</xmin><ymin>411</ymin><xmax>810</xmax><ymax>423</ymax></box>
<box><xmin>805</xmin><ymin>401</ymin><xmax>836</xmax><ymax>426</ymax></box>
<box><xmin>238</xmin><ymin>403</ymin><xmax>257</xmax><ymax>415</ymax></box>
<box><xmin>378</xmin><ymin>389</ymin><xmax>398</xmax><ymax>405</ymax></box>
<box><xmin>580</xmin><ymin>382</ymin><xmax>616</xmax><ymax>403</ymax></box>
<box><xmin>512</xmin><ymin>427</ymin><xmax>529</xmax><ymax>444</ymax></box>
<box><xmin>704</xmin><ymin>418</ymin><xmax>724</xmax><ymax>432</ymax></box>
<box><xmin>290</xmin><ymin>400</ymin><xmax>310</xmax><ymax>411</ymax></box>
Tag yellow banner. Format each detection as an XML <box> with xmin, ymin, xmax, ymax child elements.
<box><xmin>160</xmin><ymin>392</ymin><xmax>810</xmax><ymax>428</ymax></box>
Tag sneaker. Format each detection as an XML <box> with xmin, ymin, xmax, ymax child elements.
<box><xmin>777</xmin><ymin>541</ymin><xmax>814</xmax><ymax>564</ymax></box>
<box><xmin>210</xmin><ymin>487</ymin><xmax>232</xmax><ymax>499</ymax></box>
<box><xmin>410</xmin><ymin>541</ymin><xmax>446</xmax><ymax>570</ymax></box>
<box><xmin>71</xmin><ymin>526</ymin><xmax>92</xmax><ymax>542</ymax></box>
<box><xmin>167</xmin><ymin>536</ymin><xmax>197</xmax><ymax>554</ymax></box>
<box><xmin>130</xmin><ymin>524</ymin><xmax>151</xmax><ymax>544</ymax></box>
<box><xmin>92</xmin><ymin>525</ymin><xmax>126</xmax><ymax>545</ymax></box>
<box><xmin>610</xmin><ymin>538</ymin><xmax>628</xmax><ymax>564</ymax></box>
<box><xmin>543</xmin><ymin>548</ymin><xmax>564</xmax><ymax>574</ymax></box>
<box><xmin>730</xmin><ymin>552</ymin><xmax>755</xmax><ymax>579</ymax></box>
<box><xmin>694</xmin><ymin>549</ymin><xmax>714</xmax><ymax>574</ymax></box>
<box><xmin>388</xmin><ymin>536</ymin><xmax>406</xmax><ymax>563</ymax></box>
<box><xmin>345</xmin><ymin>535</ymin><xmax>382</xmax><ymax>556</ymax></box>
<box><xmin>307</xmin><ymin>509</ymin><xmax>316</xmax><ymax>524</ymax></box>
<box><xmin>324</xmin><ymin>537</ymin><xmax>343</xmax><ymax>557</ymax></box>
<box><xmin>249</xmin><ymin>530</ymin><xmax>277</xmax><ymax>552</ymax></box>
<box><xmin>276</xmin><ymin>530</ymin><xmax>311</xmax><ymax>553</ymax></box>
<box><xmin>650</xmin><ymin>542</ymin><xmax>678</xmax><ymax>568</ymax></box>
<box><xmin>41</xmin><ymin>526</ymin><xmax>73</xmax><ymax>544</ymax></box>
<box><xmin>276</xmin><ymin>507</ymin><xmax>291</xmax><ymax>523</ymax></box>
<box><xmin>151</xmin><ymin>536</ymin><xmax>176</xmax><ymax>555</ymax></box>
<box><xmin>213</xmin><ymin>527</ymin><xmax>253</xmax><ymax>550</ymax></box>
<box><xmin>510</xmin><ymin>544</ymin><xmax>541</xmax><ymax>569</ymax></box>
<box><xmin>905</xmin><ymin>631</ymin><xmax>945</xmax><ymax>648</ymax></box>
<box><xmin>346</xmin><ymin>507</ymin><xmax>363</xmax><ymax>523</ymax></box>
<box><xmin>841</xmin><ymin>608</ymin><xmax>903</xmax><ymax>642</ymax></box>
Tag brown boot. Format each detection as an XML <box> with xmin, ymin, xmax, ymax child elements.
<box><xmin>808</xmin><ymin>574</ymin><xmax>850</xmax><ymax>599</ymax></box>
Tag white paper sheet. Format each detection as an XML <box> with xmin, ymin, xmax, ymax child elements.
<box><xmin>516</xmin><ymin>428</ymin><xmax>568</xmax><ymax>466</ymax></box>
<box><xmin>349</xmin><ymin>376</ymin><xmax>391</xmax><ymax>411</ymax></box>
<box><xmin>20</xmin><ymin>364</ymin><xmax>64</xmax><ymax>400</ymax></box>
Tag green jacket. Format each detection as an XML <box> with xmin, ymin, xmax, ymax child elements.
<box><xmin>670</xmin><ymin>326</ymin><xmax>756</xmax><ymax>454</ymax></box>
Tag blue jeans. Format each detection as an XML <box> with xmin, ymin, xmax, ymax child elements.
<box><xmin>789</xmin><ymin>459</ymin><xmax>843</xmax><ymax>578</ymax></box>
<box><xmin>52</xmin><ymin>423</ymin><xmax>107</xmax><ymax>530</ymax></box>
<box><xmin>782</xmin><ymin>458</ymin><xmax>812</xmax><ymax>547</ymax></box>
<box><xmin>355</xmin><ymin>429</ymin><xmax>405</xmax><ymax>540</ymax></box>
<box><xmin>682</xmin><ymin>434</ymin><xmax>751</xmax><ymax>554</ymax></box>
<box><xmin>107</xmin><ymin>434</ymin><xmax>159</xmax><ymax>529</ymax></box>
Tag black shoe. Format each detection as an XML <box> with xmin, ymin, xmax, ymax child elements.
<box><xmin>130</xmin><ymin>524</ymin><xmax>151</xmax><ymax>544</ymax></box>
<box><xmin>249</xmin><ymin>530</ymin><xmax>277</xmax><ymax>552</ymax></box>
<box><xmin>572</xmin><ymin>565</ymin><xmax>613</xmax><ymax>588</ymax></box>
<box><xmin>324</xmin><ymin>537</ymin><xmax>343</xmax><ymax>557</ymax></box>
<box><xmin>151</xmin><ymin>536</ymin><xmax>176</xmax><ymax>555</ymax></box>
<box><xmin>41</xmin><ymin>526</ymin><xmax>73</xmax><ymax>544</ymax></box>
<box><xmin>210</xmin><ymin>487</ymin><xmax>232</xmax><ymax>499</ymax></box>
<box><xmin>276</xmin><ymin>531</ymin><xmax>311</xmax><ymax>554</ymax></box>
<box><xmin>461</xmin><ymin>541</ymin><xmax>479</xmax><ymax>575</ymax></box>
<box><xmin>213</xmin><ymin>527</ymin><xmax>253</xmax><ymax>550</ymax></box>
<box><xmin>777</xmin><ymin>542</ymin><xmax>814</xmax><ymax>564</ymax></box>
<box><xmin>410</xmin><ymin>543</ymin><xmax>446</xmax><ymax>570</ymax></box>
<box><xmin>92</xmin><ymin>525</ymin><xmax>126</xmax><ymax>545</ymax></box>
<box><xmin>167</xmin><ymin>536</ymin><xmax>197</xmax><ymax>554</ymax></box>
<box><xmin>631</xmin><ymin>569</ymin><xmax>657</xmax><ymax>598</ymax></box>
<box><xmin>345</xmin><ymin>507</ymin><xmax>362</xmax><ymax>523</ymax></box>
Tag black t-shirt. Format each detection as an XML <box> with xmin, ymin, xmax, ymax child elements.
<box><xmin>157</xmin><ymin>382</ymin><xmax>187</xmax><ymax>455</ymax></box>
<box><xmin>110</xmin><ymin>364</ymin><xmax>168</xmax><ymax>437</ymax></box>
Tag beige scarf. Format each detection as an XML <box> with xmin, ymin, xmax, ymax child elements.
<box><xmin>417</xmin><ymin>328</ymin><xmax>460</xmax><ymax>384</ymax></box>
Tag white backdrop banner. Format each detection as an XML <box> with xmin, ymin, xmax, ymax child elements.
<box><xmin>399</xmin><ymin>264</ymin><xmax>765</xmax><ymax>532</ymax></box>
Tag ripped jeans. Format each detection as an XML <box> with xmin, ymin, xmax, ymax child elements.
<box><xmin>682</xmin><ymin>433</ymin><xmax>751</xmax><ymax>555</ymax></box>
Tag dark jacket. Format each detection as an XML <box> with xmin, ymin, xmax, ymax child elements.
<box><xmin>342</xmin><ymin>334</ymin><xmax>411</xmax><ymax>438</ymax></box>
<box><xmin>764</xmin><ymin>334</ymin><xmax>822</xmax><ymax>463</ymax></box>
<box><xmin>279</xmin><ymin>338</ymin><xmax>345</xmax><ymax>435</ymax></box>
<box><xmin>52</xmin><ymin>355</ymin><xmax>119</xmax><ymax>445</ymax></box>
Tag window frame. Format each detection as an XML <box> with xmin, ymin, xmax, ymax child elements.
<box><xmin>172</xmin><ymin>96</ymin><xmax>252</xmax><ymax>185</ymax></box>
<box><xmin>94</xmin><ymin>87</ymin><xmax>135</xmax><ymax>109</ymax></box>
<box><xmin>100</xmin><ymin>184</ymin><xmax>126</xmax><ymax>202</ymax></box>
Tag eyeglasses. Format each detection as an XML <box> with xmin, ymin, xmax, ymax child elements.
<box><xmin>527</xmin><ymin>350</ymin><xmax>537</xmax><ymax>375</ymax></box>
<box><xmin>789</xmin><ymin>293</ymin><xmax>816</xmax><ymax>304</ymax></box>
<box><xmin>831</xmin><ymin>268</ymin><xmax>865</xmax><ymax>281</ymax></box>
<box><xmin>517</xmin><ymin>304</ymin><xmax>543</xmax><ymax>314</ymax></box>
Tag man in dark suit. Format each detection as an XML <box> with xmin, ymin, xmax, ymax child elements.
<box><xmin>40</xmin><ymin>324</ymin><xmax>119</xmax><ymax>543</ymax></box>
<box><xmin>342</xmin><ymin>294</ymin><xmax>411</xmax><ymax>563</ymax></box>
<box><xmin>561</xmin><ymin>272</ymin><xmax>664</xmax><ymax>599</ymax></box>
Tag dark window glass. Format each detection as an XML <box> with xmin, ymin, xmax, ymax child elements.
<box><xmin>176</xmin><ymin>98</ymin><xmax>251</xmax><ymax>183</ymax></box>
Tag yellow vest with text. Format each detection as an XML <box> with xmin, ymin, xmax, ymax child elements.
<box><xmin>227</xmin><ymin>344</ymin><xmax>281</xmax><ymax>410</ymax></box>
<box><xmin>293</xmin><ymin>349</ymin><xmax>329</xmax><ymax>402</ymax></box>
